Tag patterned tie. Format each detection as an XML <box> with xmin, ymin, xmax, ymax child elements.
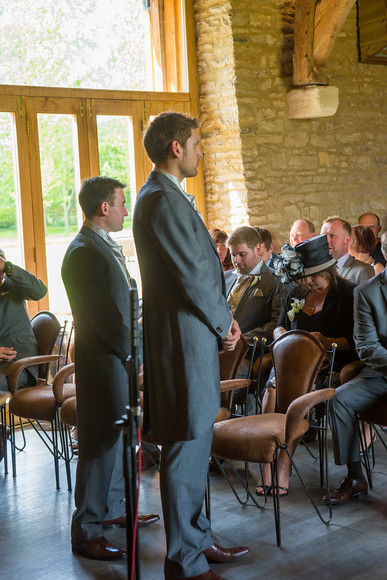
<box><xmin>227</xmin><ymin>275</ymin><xmax>256</xmax><ymax>313</ymax></box>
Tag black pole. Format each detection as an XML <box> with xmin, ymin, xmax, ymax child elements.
<box><xmin>116</xmin><ymin>286</ymin><xmax>142</xmax><ymax>580</ymax></box>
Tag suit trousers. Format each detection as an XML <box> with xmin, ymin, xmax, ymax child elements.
<box><xmin>330</xmin><ymin>368</ymin><xmax>387</xmax><ymax>465</ymax></box>
<box><xmin>71</xmin><ymin>435</ymin><xmax>125</xmax><ymax>541</ymax></box>
<box><xmin>161</xmin><ymin>424</ymin><xmax>214</xmax><ymax>579</ymax></box>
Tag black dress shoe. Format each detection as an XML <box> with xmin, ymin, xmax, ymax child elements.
<box><xmin>202</xmin><ymin>542</ymin><xmax>250</xmax><ymax>563</ymax></box>
<box><xmin>72</xmin><ymin>536</ymin><xmax>126</xmax><ymax>560</ymax></box>
<box><xmin>169</xmin><ymin>572</ymin><xmax>226</xmax><ymax>580</ymax></box>
<box><xmin>103</xmin><ymin>513</ymin><xmax>160</xmax><ymax>527</ymax></box>
<box><xmin>323</xmin><ymin>475</ymin><xmax>368</xmax><ymax>505</ymax></box>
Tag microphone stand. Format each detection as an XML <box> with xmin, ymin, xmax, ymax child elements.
<box><xmin>116</xmin><ymin>287</ymin><xmax>142</xmax><ymax>580</ymax></box>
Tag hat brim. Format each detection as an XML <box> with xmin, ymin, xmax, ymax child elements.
<box><xmin>301</xmin><ymin>258</ymin><xmax>337</xmax><ymax>278</ymax></box>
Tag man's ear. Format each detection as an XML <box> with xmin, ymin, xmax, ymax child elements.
<box><xmin>99</xmin><ymin>201</ymin><xmax>110</xmax><ymax>216</ymax></box>
<box><xmin>170</xmin><ymin>139</ymin><xmax>183</xmax><ymax>159</ymax></box>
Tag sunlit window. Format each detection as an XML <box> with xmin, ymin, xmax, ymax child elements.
<box><xmin>0</xmin><ymin>0</ymin><xmax>152</xmax><ymax>91</ymax></box>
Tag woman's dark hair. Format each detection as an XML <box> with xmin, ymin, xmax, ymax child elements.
<box><xmin>209</xmin><ymin>228</ymin><xmax>233</xmax><ymax>271</ymax></box>
<box><xmin>351</xmin><ymin>225</ymin><xmax>375</xmax><ymax>254</ymax></box>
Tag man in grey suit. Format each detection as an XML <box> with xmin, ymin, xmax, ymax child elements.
<box><xmin>133</xmin><ymin>112</ymin><xmax>249</xmax><ymax>580</ymax></box>
<box><xmin>321</xmin><ymin>216</ymin><xmax>374</xmax><ymax>284</ymax></box>
<box><xmin>326</xmin><ymin>232</ymin><xmax>387</xmax><ymax>504</ymax></box>
<box><xmin>62</xmin><ymin>177</ymin><xmax>158</xmax><ymax>561</ymax></box>
<box><xmin>0</xmin><ymin>249</ymin><xmax>47</xmax><ymax>390</ymax></box>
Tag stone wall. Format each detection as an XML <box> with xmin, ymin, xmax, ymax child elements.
<box><xmin>194</xmin><ymin>0</ymin><xmax>387</xmax><ymax>250</ymax></box>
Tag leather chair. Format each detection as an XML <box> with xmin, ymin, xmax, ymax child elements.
<box><xmin>211</xmin><ymin>330</ymin><xmax>336</xmax><ymax>546</ymax></box>
<box><xmin>53</xmin><ymin>362</ymin><xmax>76</xmax><ymax>491</ymax></box>
<box><xmin>7</xmin><ymin>311</ymin><xmax>75</xmax><ymax>485</ymax></box>
<box><xmin>0</xmin><ymin>389</ymin><xmax>11</xmax><ymax>474</ymax></box>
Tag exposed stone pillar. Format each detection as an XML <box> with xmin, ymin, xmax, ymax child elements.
<box><xmin>194</xmin><ymin>0</ymin><xmax>249</xmax><ymax>229</ymax></box>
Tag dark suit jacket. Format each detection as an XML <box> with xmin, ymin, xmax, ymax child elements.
<box><xmin>225</xmin><ymin>264</ymin><xmax>281</xmax><ymax>342</ymax></box>
<box><xmin>61</xmin><ymin>226</ymin><xmax>132</xmax><ymax>458</ymax></box>
<box><xmin>354</xmin><ymin>270</ymin><xmax>387</xmax><ymax>378</ymax></box>
<box><xmin>0</xmin><ymin>265</ymin><xmax>47</xmax><ymax>383</ymax></box>
<box><xmin>277</xmin><ymin>277</ymin><xmax>357</xmax><ymax>368</ymax></box>
<box><xmin>133</xmin><ymin>171</ymin><xmax>231</xmax><ymax>442</ymax></box>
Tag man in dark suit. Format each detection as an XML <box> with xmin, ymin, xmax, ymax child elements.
<box><xmin>0</xmin><ymin>249</ymin><xmax>47</xmax><ymax>390</ymax></box>
<box><xmin>62</xmin><ymin>177</ymin><xmax>158</xmax><ymax>561</ymax></box>
<box><xmin>321</xmin><ymin>216</ymin><xmax>374</xmax><ymax>284</ymax></box>
<box><xmin>225</xmin><ymin>226</ymin><xmax>280</xmax><ymax>344</ymax></box>
<box><xmin>133</xmin><ymin>112</ymin><xmax>249</xmax><ymax>580</ymax></box>
<box><xmin>327</xmin><ymin>232</ymin><xmax>387</xmax><ymax>504</ymax></box>
<box><xmin>358</xmin><ymin>212</ymin><xmax>386</xmax><ymax>267</ymax></box>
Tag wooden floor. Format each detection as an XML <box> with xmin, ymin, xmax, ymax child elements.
<box><xmin>1</xmin><ymin>426</ymin><xmax>387</xmax><ymax>580</ymax></box>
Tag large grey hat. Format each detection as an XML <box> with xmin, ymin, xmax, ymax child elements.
<box><xmin>295</xmin><ymin>234</ymin><xmax>336</xmax><ymax>277</ymax></box>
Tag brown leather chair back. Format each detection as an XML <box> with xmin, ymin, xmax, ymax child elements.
<box><xmin>31</xmin><ymin>311</ymin><xmax>61</xmax><ymax>379</ymax></box>
<box><xmin>219</xmin><ymin>335</ymin><xmax>250</xmax><ymax>381</ymax></box>
<box><xmin>270</xmin><ymin>330</ymin><xmax>325</xmax><ymax>414</ymax></box>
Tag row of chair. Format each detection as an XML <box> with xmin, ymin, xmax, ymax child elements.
<box><xmin>1</xmin><ymin>311</ymin><xmax>75</xmax><ymax>489</ymax></box>
<box><xmin>2</xmin><ymin>314</ymin><xmax>386</xmax><ymax>549</ymax></box>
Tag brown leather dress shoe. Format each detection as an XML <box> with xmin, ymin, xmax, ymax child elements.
<box><xmin>103</xmin><ymin>513</ymin><xmax>160</xmax><ymax>527</ymax></box>
<box><xmin>72</xmin><ymin>536</ymin><xmax>126</xmax><ymax>560</ymax></box>
<box><xmin>324</xmin><ymin>476</ymin><xmax>368</xmax><ymax>505</ymax></box>
<box><xmin>202</xmin><ymin>542</ymin><xmax>250</xmax><ymax>563</ymax></box>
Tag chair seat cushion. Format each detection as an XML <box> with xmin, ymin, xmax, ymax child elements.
<box><xmin>9</xmin><ymin>385</ymin><xmax>56</xmax><ymax>422</ymax></box>
<box><xmin>60</xmin><ymin>396</ymin><xmax>77</xmax><ymax>426</ymax></box>
<box><xmin>212</xmin><ymin>414</ymin><xmax>309</xmax><ymax>464</ymax></box>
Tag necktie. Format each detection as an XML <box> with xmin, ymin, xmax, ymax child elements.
<box><xmin>227</xmin><ymin>275</ymin><xmax>256</xmax><ymax>313</ymax></box>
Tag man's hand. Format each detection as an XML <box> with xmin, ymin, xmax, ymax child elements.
<box><xmin>0</xmin><ymin>346</ymin><xmax>17</xmax><ymax>362</ymax></box>
<box><xmin>221</xmin><ymin>318</ymin><xmax>241</xmax><ymax>351</ymax></box>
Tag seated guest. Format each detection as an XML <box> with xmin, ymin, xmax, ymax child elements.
<box><xmin>0</xmin><ymin>249</ymin><xmax>47</xmax><ymax>390</ymax></box>
<box><xmin>321</xmin><ymin>216</ymin><xmax>374</xmax><ymax>284</ymax></box>
<box><xmin>325</xmin><ymin>232</ymin><xmax>387</xmax><ymax>504</ymax></box>
<box><xmin>224</xmin><ymin>226</ymin><xmax>281</xmax><ymax>408</ymax></box>
<box><xmin>289</xmin><ymin>218</ymin><xmax>316</xmax><ymax>248</ymax></box>
<box><xmin>253</xmin><ymin>226</ymin><xmax>278</xmax><ymax>270</ymax></box>
<box><xmin>358</xmin><ymin>212</ymin><xmax>386</xmax><ymax>267</ymax></box>
<box><xmin>225</xmin><ymin>226</ymin><xmax>281</xmax><ymax>344</ymax></box>
<box><xmin>257</xmin><ymin>234</ymin><xmax>357</xmax><ymax>496</ymax></box>
<box><xmin>349</xmin><ymin>224</ymin><xmax>384</xmax><ymax>275</ymax></box>
<box><xmin>208</xmin><ymin>227</ymin><xmax>233</xmax><ymax>271</ymax></box>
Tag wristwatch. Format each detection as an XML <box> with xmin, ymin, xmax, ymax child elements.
<box><xmin>3</xmin><ymin>261</ymin><xmax>12</xmax><ymax>276</ymax></box>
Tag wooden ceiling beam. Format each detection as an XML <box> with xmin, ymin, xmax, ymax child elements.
<box><xmin>293</xmin><ymin>0</ymin><xmax>356</xmax><ymax>86</ymax></box>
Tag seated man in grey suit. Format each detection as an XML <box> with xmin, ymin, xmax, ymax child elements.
<box><xmin>326</xmin><ymin>232</ymin><xmax>387</xmax><ymax>504</ymax></box>
<box><xmin>0</xmin><ymin>249</ymin><xmax>47</xmax><ymax>390</ymax></box>
<box><xmin>321</xmin><ymin>216</ymin><xmax>374</xmax><ymax>284</ymax></box>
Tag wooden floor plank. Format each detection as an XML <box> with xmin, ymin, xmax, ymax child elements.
<box><xmin>1</xmin><ymin>426</ymin><xmax>387</xmax><ymax>579</ymax></box>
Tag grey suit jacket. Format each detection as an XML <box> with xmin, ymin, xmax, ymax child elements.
<box><xmin>340</xmin><ymin>254</ymin><xmax>374</xmax><ymax>285</ymax></box>
<box><xmin>133</xmin><ymin>171</ymin><xmax>231</xmax><ymax>442</ymax></box>
<box><xmin>353</xmin><ymin>270</ymin><xmax>387</xmax><ymax>378</ymax></box>
<box><xmin>0</xmin><ymin>265</ymin><xmax>47</xmax><ymax>382</ymax></box>
<box><xmin>62</xmin><ymin>226</ymin><xmax>132</xmax><ymax>458</ymax></box>
<box><xmin>225</xmin><ymin>264</ymin><xmax>280</xmax><ymax>342</ymax></box>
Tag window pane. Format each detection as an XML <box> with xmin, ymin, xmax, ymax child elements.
<box><xmin>0</xmin><ymin>112</ymin><xmax>23</xmax><ymax>265</ymax></box>
<box><xmin>0</xmin><ymin>0</ymin><xmax>151</xmax><ymax>91</ymax></box>
<box><xmin>96</xmin><ymin>114</ymin><xmax>138</xmax><ymax>280</ymax></box>
<box><xmin>38</xmin><ymin>113</ymin><xmax>80</xmax><ymax>318</ymax></box>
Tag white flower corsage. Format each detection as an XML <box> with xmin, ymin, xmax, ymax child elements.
<box><xmin>287</xmin><ymin>298</ymin><xmax>305</xmax><ymax>322</ymax></box>
<box><xmin>250</xmin><ymin>275</ymin><xmax>261</xmax><ymax>288</ymax></box>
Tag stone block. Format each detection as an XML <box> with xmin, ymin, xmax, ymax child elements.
<box><xmin>287</xmin><ymin>86</ymin><xmax>339</xmax><ymax>119</ymax></box>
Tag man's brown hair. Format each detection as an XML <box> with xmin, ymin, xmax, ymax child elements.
<box><xmin>143</xmin><ymin>112</ymin><xmax>199</xmax><ymax>163</ymax></box>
